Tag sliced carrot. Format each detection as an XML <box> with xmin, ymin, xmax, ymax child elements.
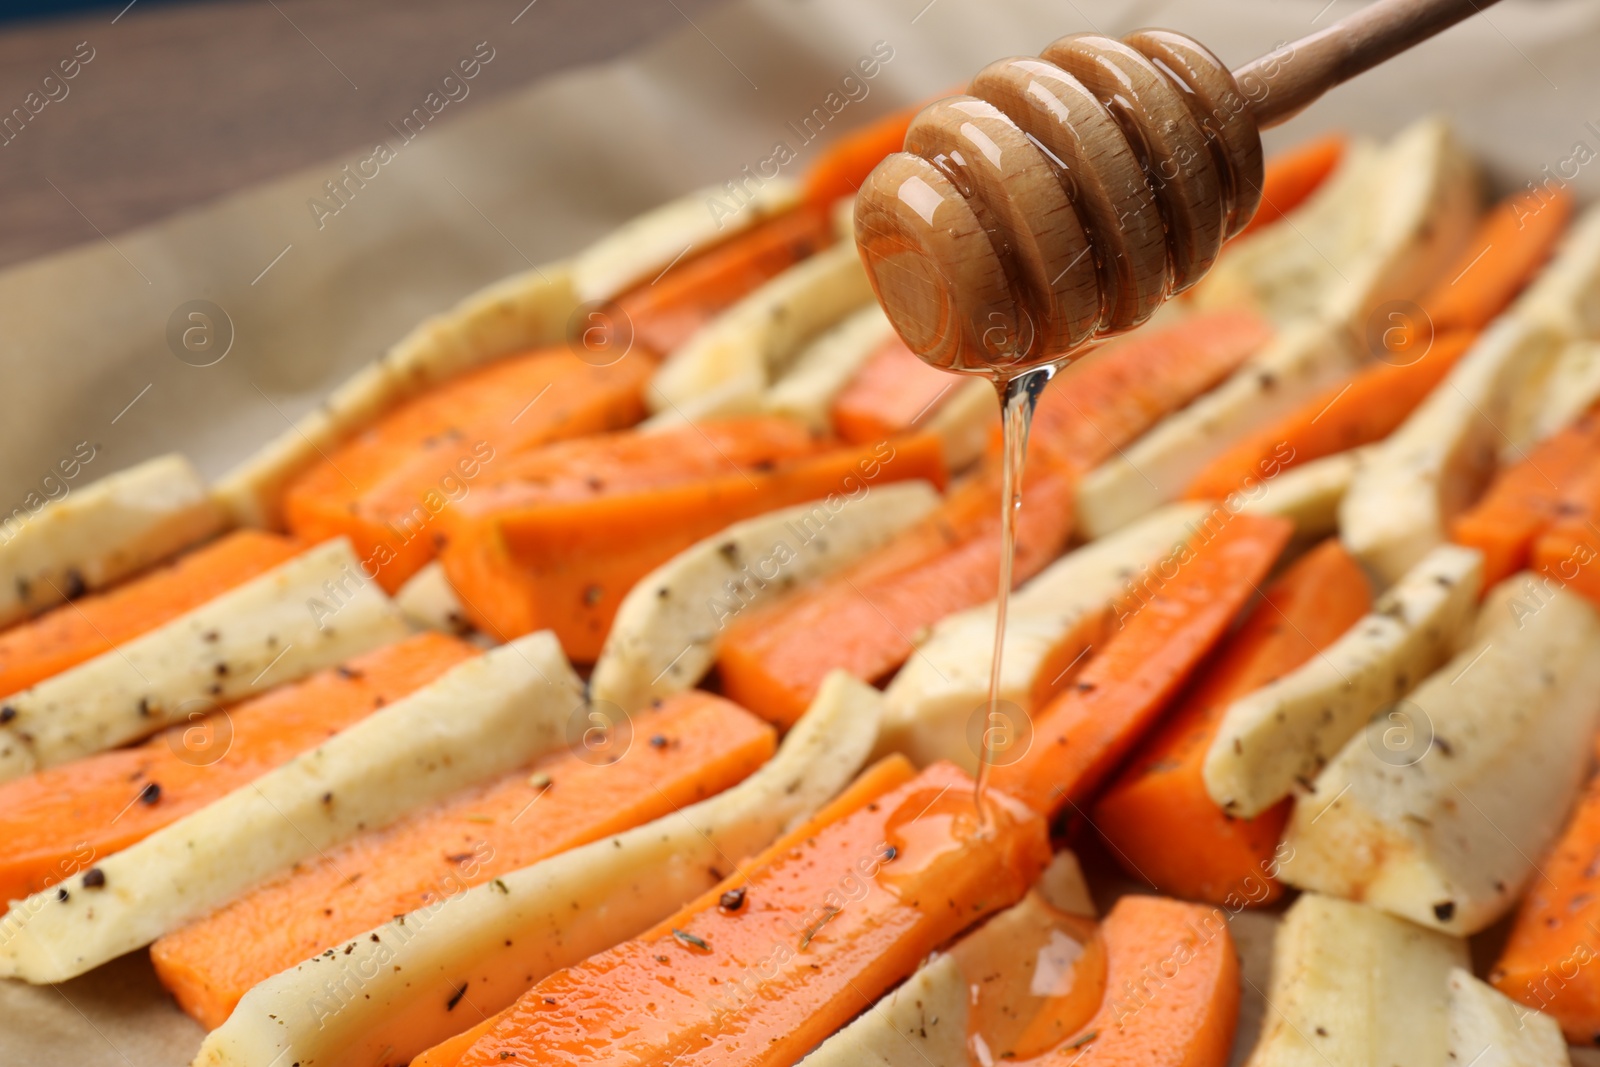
<box><xmin>1049</xmin><ymin>895</ymin><xmax>1240</xmax><ymax>1066</ymax></box>
<box><xmin>0</xmin><ymin>530</ymin><xmax>300</xmax><ymax>700</ymax></box>
<box><xmin>151</xmin><ymin>690</ymin><xmax>775</xmax><ymax>1030</ymax></box>
<box><xmin>1185</xmin><ymin>330</ymin><xmax>1478</xmax><ymax>501</ymax></box>
<box><xmin>718</xmin><ymin>458</ymin><xmax>1076</xmax><ymax>727</ymax></box>
<box><xmin>410</xmin><ymin>753</ymin><xmax>922</xmax><ymax>1067</ymax></box>
<box><xmin>1492</xmin><ymin>772</ymin><xmax>1600</xmax><ymax>1044</ymax></box>
<box><xmin>443</xmin><ymin>760</ymin><xmax>1050</xmax><ymax>1067</ymax></box>
<box><xmin>282</xmin><ymin>347</ymin><xmax>654</xmax><ymax>593</ymax></box>
<box><xmin>1023</xmin><ymin>309</ymin><xmax>1273</xmax><ymax>474</ymax></box>
<box><xmin>1422</xmin><ymin>186</ymin><xmax>1574</xmax><ymax>333</ymax></box>
<box><xmin>443</xmin><ymin>431</ymin><xmax>947</xmax><ymax>660</ymax></box>
<box><xmin>0</xmin><ymin>633</ymin><xmax>475</xmax><ymax>915</ymax></box>
<box><xmin>830</xmin><ymin>335</ymin><xmax>960</xmax><ymax>444</ymax></box>
<box><xmin>1529</xmin><ymin>461</ymin><xmax>1600</xmax><ymax>609</ymax></box>
<box><xmin>1093</xmin><ymin>539</ymin><xmax>1372</xmax><ymax>907</ymax></box>
<box><xmin>614</xmin><ymin>204</ymin><xmax>835</xmax><ymax>358</ymax></box>
<box><xmin>1453</xmin><ymin>409</ymin><xmax>1600</xmax><ymax>587</ymax></box>
<box><xmin>1238</xmin><ymin>132</ymin><xmax>1346</xmax><ymax>238</ymax></box>
<box><xmin>802</xmin><ymin>101</ymin><xmax>926</xmax><ymax>205</ymax></box>
<box><xmin>992</xmin><ymin>511</ymin><xmax>1293</xmax><ymax>818</ymax></box>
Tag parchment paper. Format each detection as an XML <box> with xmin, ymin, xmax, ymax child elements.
<box><xmin>3</xmin><ymin>1</ymin><xmax>1600</xmax><ymax>1063</ymax></box>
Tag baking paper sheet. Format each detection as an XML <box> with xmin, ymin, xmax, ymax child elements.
<box><xmin>3</xmin><ymin>0</ymin><xmax>1600</xmax><ymax>1062</ymax></box>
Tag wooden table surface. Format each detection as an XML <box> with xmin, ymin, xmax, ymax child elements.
<box><xmin>0</xmin><ymin>0</ymin><xmax>724</xmax><ymax>272</ymax></box>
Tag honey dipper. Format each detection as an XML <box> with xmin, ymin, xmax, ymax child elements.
<box><xmin>854</xmin><ymin>0</ymin><xmax>1503</xmax><ymax>375</ymax></box>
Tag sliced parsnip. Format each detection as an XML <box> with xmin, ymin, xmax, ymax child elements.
<box><xmin>1318</xmin><ymin>117</ymin><xmax>1478</xmax><ymax>331</ymax></box>
<box><xmin>800</xmin><ymin>852</ymin><xmax>1095</xmax><ymax>1067</ymax></box>
<box><xmin>1243</xmin><ymin>893</ymin><xmax>1465</xmax><ymax>1067</ymax></box>
<box><xmin>215</xmin><ymin>261</ymin><xmax>577</xmax><ymax>528</ymax></box>
<box><xmin>0</xmin><ymin>633</ymin><xmax>582</xmax><ymax>983</ymax></box>
<box><xmin>1340</xmin><ymin>316</ymin><xmax>1563</xmax><ymax>585</ymax></box>
<box><xmin>1279</xmin><ymin>573</ymin><xmax>1600</xmax><ymax>935</ymax></box>
<box><xmin>0</xmin><ymin>453</ymin><xmax>225</xmax><ymax>628</ymax></box>
<box><xmin>1197</xmin><ymin>119</ymin><xmax>1476</xmax><ymax>331</ymax></box>
<box><xmin>1516</xmin><ymin>201</ymin><xmax>1600</xmax><ymax>341</ymax></box>
<box><xmin>802</xmin><ymin>953</ymin><xmax>968</xmax><ymax>1066</ymax></box>
<box><xmin>1195</xmin><ymin>137</ymin><xmax>1384</xmax><ymax>321</ymax></box>
<box><xmin>1240</xmin><ymin>447</ymin><xmax>1373</xmax><ymax>546</ymax></box>
<box><xmin>1447</xmin><ymin>968</ymin><xmax>1570</xmax><ymax>1067</ymax></box>
<box><xmin>192</xmin><ymin>670</ymin><xmax>882</xmax><ymax>1067</ymax></box>
<box><xmin>591</xmin><ymin>481</ymin><xmax>939</xmax><ymax>712</ymax></box>
<box><xmin>571</xmin><ymin>178</ymin><xmax>799</xmax><ymax>303</ymax></box>
<box><xmin>0</xmin><ymin>538</ymin><xmax>408</xmax><ymax>780</ymax></box>
<box><xmin>1203</xmin><ymin>543</ymin><xmax>1481</xmax><ymax>818</ymax></box>
<box><xmin>649</xmin><ymin>241</ymin><xmax>874</xmax><ymax>417</ymax></box>
<box><xmin>394</xmin><ymin>560</ymin><xmax>472</xmax><ymax>635</ymax></box>
<box><xmin>881</xmin><ymin>503</ymin><xmax>1209</xmax><ymax>770</ymax></box>
<box><xmin>1522</xmin><ymin>338</ymin><xmax>1600</xmax><ymax>449</ymax></box>
<box><xmin>925</xmin><ymin>377</ymin><xmax>998</xmax><ymax>472</ymax></box>
<box><xmin>761</xmin><ymin>304</ymin><xmax>894</xmax><ymax>430</ymax></box>
<box><xmin>1075</xmin><ymin>318</ymin><xmax>1358</xmax><ymax>539</ymax></box>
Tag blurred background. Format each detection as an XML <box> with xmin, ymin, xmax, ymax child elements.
<box><xmin>0</xmin><ymin>0</ymin><xmax>726</xmax><ymax>270</ymax></box>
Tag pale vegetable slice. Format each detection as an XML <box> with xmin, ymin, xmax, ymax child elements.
<box><xmin>1197</xmin><ymin>118</ymin><xmax>1477</xmax><ymax>331</ymax></box>
<box><xmin>925</xmin><ymin>377</ymin><xmax>998</xmax><ymax>472</ymax></box>
<box><xmin>1240</xmin><ymin>447</ymin><xmax>1373</xmax><ymax>546</ymax></box>
<box><xmin>1075</xmin><ymin>318</ymin><xmax>1358</xmax><ymax>539</ymax></box>
<box><xmin>1340</xmin><ymin>316</ymin><xmax>1564</xmax><ymax>585</ymax></box>
<box><xmin>1195</xmin><ymin>137</ymin><xmax>1384</xmax><ymax>321</ymax></box>
<box><xmin>0</xmin><ymin>453</ymin><xmax>225</xmax><ymax>628</ymax></box>
<box><xmin>1203</xmin><ymin>543</ymin><xmax>1481</xmax><ymax>818</ymax></box>
<box><xmin>1521</xmin><ymin>338</ymin><xmax>1600</xmax><ymax>449</ymax></box>
<box><xmin>1318</xmin><ymin>117</ymin><xmax>1479</xmax><ymax>331</ymax></box>
<box><xmin>799</xmin><ymin>852</ymin><xmax>1095</xmax><ymax>1067</ymax></box>
<box><xmin>394</xmin><ymin>560</ymin><xmax>472</xmax><ymax>635</ymax></box>
<box><xmin>1243</xmin><ymin>893</ymin><xmax>1466</xmax><ymax>1067</ymax></box>
<box><xmin>215</xmin><ymin>261</ymin><xmax>577</xmax><ymax>528</ymax></box>
<box><xmin>649</xmin><ymin>241</ymin><xmax>874</xmax><ymax>417</ymax></box>
<box><xmin>0</xmin><ymin>632</ymin><xmax>582</xmax><ymax>983</ymax></box>
<box><xmin>591</xmin><ymin>480</ymin><xmax>939</xmax><ymax>712</ymax></box>
<box><xmin>1278</xmin><ymin>573</ymin><xmax>1600</xmax><ymax>935</ymax></box>
<box><xmin>761</xmin><ymin>304</ymin><xmax>894</xmax><ymax>430</ymax></box>
<box><xmin>881</xmin><ymin>503</ymin><xmax>1208</xmax><ymax>771</ymax></box>
<box><xmin>571</xmin><ymin>177</ymin><xmax>800</xmax><ymax>303</ymax></box>
<box><xmin>0</xmin><ymin>537</ymin><xmax>408</xmax><ymax>780</ymax></box>
<box><xmin>1447</xmin><ymin>968</ymin><xmax>1570</xmax><ymax>1067</ymax></box>
<box><xmin>191</xmin><ymin>669</ymin><xmax>883</xmax><ymax>1067</ymax></box>
<box><xmin>1516</xmin><ymin>201</ymin><xmax>1600</xmax><ymax>341</ymax></box>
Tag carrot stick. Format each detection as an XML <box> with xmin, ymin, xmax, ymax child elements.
<box><xmin>1092</xmin><ymin>539</ymin><xmax>1372</xmax><ymax>906</ymax></box>
<box><xmin>1184</xmin><ymin>330</ymin><xmax>1478</xmax><ymax>502</ymax></box>
<box><xmin>1238</xmin><ymin>132</ymin><xmax>1346</xmax><ymax>238</ymax></box>
<box><xmin>1453</xmin><ymin>409</ymin><xmax>1600</xmax><ymax>587</ymax></box>
<box><xmin>443</xmin><ymin>430</ymin><xmax>947</xmax><ymax>660</ymax></box>
<box><xmin>991</xmin><ymin>511</ymin><xmax>1294</xmax><ymax>818</ymax></box>
<box><xmin>0</xmin><ymin>633</ymin><xmax>475</xmax><ymax>916</ymax></box>
<box><xmin>0</xmin><ymin>530</ymin><xmax>300</xmax><ymax>700</ymax></box>
<box><xmin>151</xmin><ymin>690</ymin><xmax>775</xmax><ymax>1030</ymax></box>
<box><xmin>409</xmin><ymin>753</ymin><xmax>921</xmax><ymax>1067</ymax></box>
<box><xmin>717</xmin><ymin>458</ymin><xmax>1076</xmax><ymax>727</ymax></box>
<box><xmin>282</xmin><ymin>347</ymin><xmax>655</xmax><ymax>594</ymax></box>
<box><xmin>1023</xmin><ymin>309</ymin><xmax>1273</xmax><ymax>474</ymax></box>
<box><xmin>615</xmin><ymin>204</ymin><xmax>835</xmax><ymax>358</ymax></box>
<box><xmin>1492</xmin><ymin>771</ymin><xmax>1600</xmax><ymax>1044</ymax></box>
<box><xmin>1421</xmin><ymin>186</ymin><xmax>1574</xmax><ymax>333</ymax></box>
<box><xmin>830</xmin><ymin>335</ymin><xmax>957</xmax><ymax>444</ymax></box>
<box><xmin>440</xmin><ymin>760</ymin><xmax>1050</xmax><ymax>1067</ymax></box>
<box><xmin>802</xmin><ymin>101</ymin><xmax>926</xmax><ymax>205</ymax></box>
<box><xmin>1529</xmin><ymin>458</ymin><xmax>1600</xmax><ymax>608</ymax></box>
<box><xmin>1048</xmin><ymin>895</ymin><xmax>1240</xmax><ymax>1066</ymax></box>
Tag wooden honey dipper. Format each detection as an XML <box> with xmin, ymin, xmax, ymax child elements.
<box><xmin>855</xmin><ymin>0</ymin><xmax>1504</xmax><ymax>374</ymax></box>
